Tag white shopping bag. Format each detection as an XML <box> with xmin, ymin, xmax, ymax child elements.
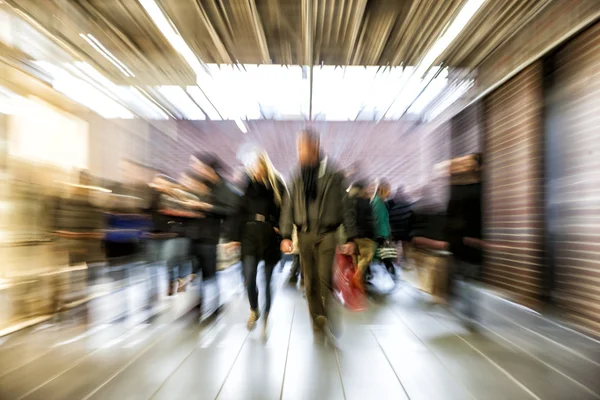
<box><xmin>367</xmin><ymin>262</ymin><xmax>395</xmax><ymax>294</ymax></box>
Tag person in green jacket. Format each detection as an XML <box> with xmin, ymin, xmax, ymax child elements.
<box><xmin>372</xmin><ymin>180</ymin><xmax>395</xmax><ymax>275</ymax></box>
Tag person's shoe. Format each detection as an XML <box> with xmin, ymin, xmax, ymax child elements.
<box><xmin>177</xmin><ymin>277</ymin><xmax>187</xmax><ymax>293</ymax></box>
<box><xmin>315</xmin><ymin>316</ymin><xmax>338</xmax><ymax>348</ymax></box>
<box><xmin>168</xmin><ymin>281</ymin><xmax>177</xmax><ymax>296</ymax></box>
<box><xmin>247</xmin><ymin>309</ymin><xmax>260</xmax><ymax>331</ymax></box>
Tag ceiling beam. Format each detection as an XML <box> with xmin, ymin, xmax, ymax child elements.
<box><xmin>248</xmin><ymin>0</ymin><xmax>271</xmax><ymax>63</ymax></box>
<box><xmin>191</xmin><ymin>0</ymin><xmax>234</xmax><ymax>63</ymax></box>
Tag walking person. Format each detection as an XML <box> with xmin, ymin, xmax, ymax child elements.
<box><xmin>372</xmin><ymin>180</ymin><xmax>396</xmax><ymax>276</ymax></box>
<box><xmin>148</xmin><ymin>174</ymin><xmax>197</xmax><ymax>296</ymax></box>
<box><xmin>348</xmin><ymin>182</ymin><xmax>377</xmax><ymax>290</ymax></box>
<box><xmin>279</xmin><ymin>129</ymin><xmax>357</xmax><ymax>344</ymax></box>
<box><xmin>184</xmin><ymin>153</ymin><xmax>239</xmax><ymax>317</ymax></box>
<box><xmin>228</xmin><ymin>151</ymin><xmax>286</xmax><ymax>333</ymax></box>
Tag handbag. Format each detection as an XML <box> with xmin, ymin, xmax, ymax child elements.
<box><xmin>333</xmin><ymin>247</ymin><xmax>366</xmax><ymax>311</ymax></box>
<box><xmin>377</xmin><ymin>239</ymin><xmax>398</xmax><ymax>260</ymax></box>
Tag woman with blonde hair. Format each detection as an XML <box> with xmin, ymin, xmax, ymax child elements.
<box><xmin>229</xmin><ymin>150</ymin><xmax>287</xmax><ymax>333</ymax></box>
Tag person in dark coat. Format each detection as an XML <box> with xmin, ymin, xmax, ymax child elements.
<box><xmin>148</xmin><ymin>174</ymin><xmax>198</xmax><ymax>296</ymax></box>
<box><xmin>279</xmin><ymin>129</ymin><xmax>357</xmax><ymax>345</ymax></box>
<box><xmin>229</xmin><ymin>151</ymin><xmax>286</xmax><ymax>333</ymax></box>
<box><xmin>348</xmin><ymin>181</ymin><xmax>376</xmax><ymax>289</ymax></box>
<box><xmin>184</xmin><ymin>152</ymin><xmax>239</xmax><ymax>316</ymax></box>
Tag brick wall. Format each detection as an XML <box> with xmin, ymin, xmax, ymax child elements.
<box><xmin>451</xmin><ymin>103</ymin><xmax>482</xmax><ymax>158</ymax></box>
<box><xmin>547</xmin><ymin>22</ymin><xmax>600</xmax><ymax>335</ymax></box>
<box><xmin>147</xmin><ymin>120</ymin><xmax>422</xmax><ymax>192</ymax></box>
<box><xmin>483</xmin><ymin>63</ymin><xmax>545</xmax><ymax>307</ymax></box>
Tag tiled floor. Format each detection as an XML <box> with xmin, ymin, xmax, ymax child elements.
<box><xmin>1</xmin><ymin>264</ymin><xmax>599</xmax><ymax>400</ymax></box>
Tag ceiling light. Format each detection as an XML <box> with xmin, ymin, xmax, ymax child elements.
<box><xmin>235</xmin><ymin>118</ymin><xmax>248</xmax><ymax>133</ymax></box>
<box><xmin>135</xmin><ymin>86</ymin><xmax>176</xmax><ymax>119</ymax></box>
<box><xmin>128</xmin><ymin>87</ymin><xmax>169</xmax><ymax>120</ymax></box>
<box><xmin>71</xmin><ymin>62</ymin><xmax>169</xmax><ymax>120</ymax></box>
<box><xmin>425</xmin><ymin>79</ymin><xmax>475</xmax><ymax>122</ymax></box>
<box><xmin>138</xmin><ymin>0</ymin><xmax>205</xmax><ymax>77</ymax></box>
<box><xmin>380</xmin><ymin>0</ymin><xmax>486</xmax><ymax>121</ymax></box>
<box><xmin>415</xmin><ymin>0</ymin><xmax>486</xmax><ymax>79</ymax></box>
<box><xmin>35</xmin><ymin>61</ymin><xmax>134</xmax><ymax>119</ymax></box>
<box><xmin>186</xmin><ymin>86</ymin><xmax>222</xmax><ymax>120</ymax></box>
<box><xmin>79</xmin><ymin>33</ymin><xmax>135</xmax><ymax>77</ymax></box>
<box><xmin>157</xmin><ymin>86</ymin><xmax>205</xmax><ymax>120</ymax></box>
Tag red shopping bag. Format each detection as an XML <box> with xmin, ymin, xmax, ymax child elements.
<box><xmin>333</xmin><ymin>248</ymin><xmax>366</xmax><ymax>312</ymax></box>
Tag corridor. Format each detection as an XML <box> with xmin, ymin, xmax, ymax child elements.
<box><xmin>1</xmin><ymin>264</ymin><xmax>599</xmax><ymax>400</ymax></box>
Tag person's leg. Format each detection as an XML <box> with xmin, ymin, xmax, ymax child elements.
<box><xmin>354</xmin><ymin>238</ymin><xmax>376</xmax><ymax>284</ymax></box>
<box><xmin>314</xmin><ymin>232</ymin><xmax>339</xmax><ymax>342</ymax></box>
<box><xmin>161</xmin><ymin>238</ymin><xmax>179</xmax><ymax>295</ymax></box>
<box><xmin>298</xmin><ymin>232</ymin><xmax>323</xmax><ymax>330</ymax></box>
<box><xmin>176</xmin><ymin>239</ymin><xmax>192</xmax><ymax>292</ymax></box>
<box><xmin>383</xmin><ymin>258</ymin><xmax>395</xmax><ymax>275</ymax></box>
<box><xmin>243</xmin><ymin>255</ymin><xmax>260</xmax><ymax>311</ymax></box>
<box><xmin>263</xmin><ymin>259</ymin><xmax>277</xmax><ymax>314</ymax></box>
<box><xmin>198</xmin><ymin>243</ymin><xmax>219</xmax><ymax>315</ymax></box>
<box><xmin>315</xmin><ymin>232</ymin><xmax>338</xmax><ymax>318</ymax></box>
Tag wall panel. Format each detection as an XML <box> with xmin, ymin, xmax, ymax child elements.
<box><xmin>483</xmin><ymin>63</ymin><xmax>545</xmax><ymax>307</ymax></box>
<box><xmin>547</xmin><ymin>22</ymin><xmax>600</xmax><ymax>335</ymax></box>
<box><xmin>451</xmin><ymin>103</ymin><xmax>482</xmax><ymax>158</ymax></box>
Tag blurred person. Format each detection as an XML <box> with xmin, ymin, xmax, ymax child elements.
<box><xmin>372</xmin><ymin>180</ymin><xmax>395</xmax><ymax>276</ymax></box>
<box><xmin>227</xmin><ymin>151</ymin><xmax>286</xmax><ymax>333</ymax></box>
<box><xmin>386</xmin><ymin>185</ymin><xmax>414</xmax><ymax>268</ymax></box>
<box><xmin>408</xmin><ymin>177</ymin><xmax>450</xmax><ymax>304</ymax></box>
<box><xmin>103</xmin><ymin>184</ymin><xmax>150</xmax><ymax>263</ymax></box>
<box><xmin>348</xmin><ymin>181</ymin><xmax>376</xmax><ymax>289</ymax></box>
<box><xmin>280</xmin><ymin>129</ymin><xmax>357</xmax><ymax>344</ymax></box>
<box><xmin>148</xmin><ymin>174</ymin><xmax>199</xmax><ymax>296</ymax></box>
<box><xmin>50</xmin><ymin>171</ymin><xmax>105</xmax><ymax>311</ymax></box>
<box><xmin>185</xmin><ymin>153</ymin><xmax>239</xmax><ymax>316</ymax></box>
<box><xmin>445</xmin><ymin>153</ymin><xmax>483</xmax><ymax>327</ymax></box>
<box><xmin>52</xmin><ymin>171</ymin><xmax>105</xmax><ymax>266</ymax></box>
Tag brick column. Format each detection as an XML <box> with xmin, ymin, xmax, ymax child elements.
<box><xmin>483</xmin><ymin>62</ymin><xmax>545</xmax><ymax>307</ymax></box>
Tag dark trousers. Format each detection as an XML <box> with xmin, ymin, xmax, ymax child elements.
<box><xmin>163</xmin><ymin>238</ymin><xmax>191</xmax><ymax>282</ymax></box>
<box><xmin>450</xmin><ymin>259</ymin><xmax>480</xmax><ymax>320</ymax></box>
<box><xmin>243</xmin><ymin>255</ymin><xmax>277</xmax><ymax>313</ymax></box>
<box><xmin>190</xmin><ymin>240</ymin><xmax>218</xmax><ymax>279</ymax></box>
<box><xmin>241</xmin><ymin>221</ymin><xmax>280</xmax><ymax>313</ymax></box>
<box><xmin>189</xmin><ymin>241</ymin><xmax>219</xmax><ymax>312</ymax></box>
<box><xmin>298</xmin><ymin>231</ymin><xmax>337</xmax><ymax>325</ymax></box>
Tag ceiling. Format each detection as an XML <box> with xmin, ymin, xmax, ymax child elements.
<box><xmin>3</xmin><ymin>0</ymin><xmax>551</xmax><ymax>83</ymax></box>
<box><xmin>0</xmin><ymin>0</ymin><xmax>553</xmax><ymax>124</ymax></box>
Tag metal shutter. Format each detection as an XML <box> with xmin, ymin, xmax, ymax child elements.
<box><xmin>547</xmin><ymin>22</ymin><xmax>600</xmax><ymax>335</ymax></box>
<box><xmin>483</xmin><ymin>62</ymin><xmax>545</xmax><ymax>307</ymax></box>
<box><xmin>451</xmin><ymin>102</ymin><xmax>482</xmax><ymax>158</ymax></box>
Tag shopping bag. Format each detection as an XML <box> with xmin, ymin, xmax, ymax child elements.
<box><xmin>366</xmin><ymin>262</ymin><xmax>395</xmax><ymax>295</ymax></box>
<box><xmin>333</xmin><ymin>248</ymin><xmax>366</xmax><ymax>312</ymax></box>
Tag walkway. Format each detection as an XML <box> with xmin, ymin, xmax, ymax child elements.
<box><xmin>1</xmin><ymin>264</ymin><xmax>599</xmax><ymax>400</ymax></box>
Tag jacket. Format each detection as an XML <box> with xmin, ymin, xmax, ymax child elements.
<box><xmin>372</xmin><ymin>195</ymin><xmax>391</xmax><ymax>240</ymax></box>
<box><xmin>354</xmin><ymin>196</ymin><xmax>375</xmax><ymax>239</ymax></box>
<box><xmin>280</xmin><ymin>158</ymin><xmax>357</xmax><ymax>241</ymax></box>
<box><xmin>228</xmin><ymin>175</ymin><xmax>285</xmax><ymax>242</ymax></box>
<box><xmin>445</xmin><ymin>182</ymin><xmax>482</xmax><ymax>264</ymax></box>
<box><xmin>186</xmin><ymin>179</ymin><xmax>240</xmax><ymax>243</ymax></box>
<box><xmin>386</xmin><ymin>199</ymin><xmax>413</xmax><ymax>242</ymax></box>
